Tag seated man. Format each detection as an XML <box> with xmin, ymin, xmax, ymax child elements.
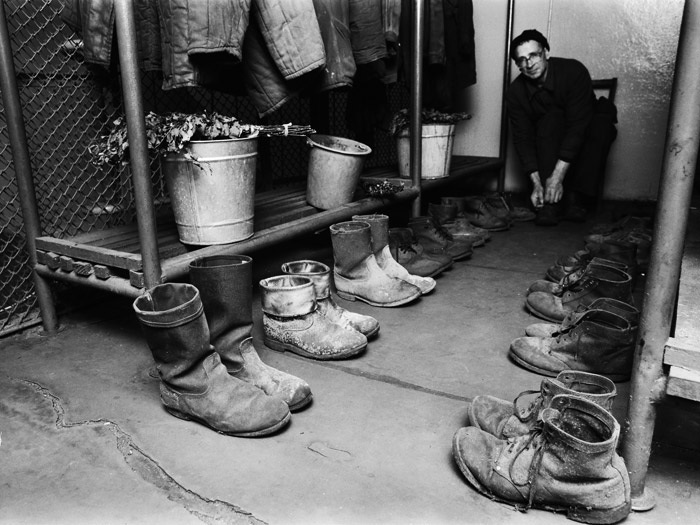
<box><xmin>507</xmin><ymin>29</ymin><xmax>617</xmax><ymax>225</ymax></box>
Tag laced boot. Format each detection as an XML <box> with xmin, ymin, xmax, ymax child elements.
<box><xmin>526</xmin><ymin>264</ymin><xmax>633</xmax><ymax>323</ymax></box>
<box><xmin>481</xmin><ymin>192</ymin><xmax>514</xmax><ymax>226</ymax></box>
<box><xmin>545</xmin><ymin>243</ymin><xmax>636</xmax><ymax>284</ymax></box>
<box><xmin>280</xmin><ymin>259</ymin><xmax>380</xmax><ymax>339</ymax></box>
<box><xmin>468</xmin><ymin>371</ymin><xmax>616</xmax><ymax>439</ymax></box>
<box><xmin>586</xmin><ymin>232</ymin><xmax>650</xmax><ymax>271</ymax></box>
<box><xmin>189</xmin><ymin>255</ymin><xmax>312</xmax><ymax>412</ymax></box>
<box><xmin>530</xmin><ymin>257</ymin><xmax>633</xmax><ymax>296</ymax></box>
<box><xmin>440</xmin><ymin>197</ymin><xmax>492</xmax><ymax>241</ymax></box>
<box><xmin>353</xmin><ymin>214</ymin><xmax>436</xmax><ymax>294</ymax></box>
<box><xmin>427</xmin><ymin>203</ymin><xmax>487</xmax><ymax>247</ymax></box>
<box><xmin>388</xmin><ymin>227</ymin><xmax>454</xmax><ymax>277</ymax></box>
<box><xmin>526</xmin><ymin>297</ymin><xmax>639</xmax><ymax>338</ymax></box>
<box><xmin>407</xmin><ymin>216</ymin><xmax>473</xmax><ymax>261</ymax></box>
<box><xmin>133</xmin><ymin>283</ymin><xmax>291</xmax><ymax>437</ymax></box>
<box><xmin>486</xmin><ymin>192</ymin><xmax>536</xmax><ymax>222</ymax></box>
<box><xmin>453</xmin><ymin>394</ymin><xmax>631</xmax><ymax>524</ymax></box>
<box><xmin>330</xmin><ymin>221</ymin><xmax>422</xmax><ymax>307</ymax></box>
<box><xmin>462</xmin><ymin>195</ymin><xmax>510</xmax><ymax>231</ymax></box>
<box><xmin>260</xmin><ymin>275</ymin><xmax>367</xmax><ymax>360</ymax></box>
<box><xmin>510</xmin><ymin>309</ymin><xmax>636</xmax><ymax>381</ymax></box>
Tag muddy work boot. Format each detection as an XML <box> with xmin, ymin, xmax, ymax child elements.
<box><xmin>388</xmin><ymin>227</ymin><xmax>454</xmax><ymax>277</ymax></box>
<box><xmin>525</xmin><ymin>297</ymin><xmax>639</xmax><ymax>338</ymax></box>
<box><xmin>408</xmin><ymin>215</ymin><xmax>473</xmax><ymax>261</ymax></box>
<box><xmin>260</xmin><ymin>274</ymin><xmax>367</xmax><ymax>360</ymax></box>
<box><xmin>510</xmin><ymin>309</ymin><xmax>636</xmax><ymax>381</ymax></box>
<box><xmin>468</xmin><ymin>370</ymin><xmax>617</xmax><ymax>439</ymax></box>
<box><xmin>453</xmin><ymin>394</ymin><xmax>631</xmax><ymax>524</ymax></box>
<box><xmin>189</xmin><ymin>255</ymin><xmax>312</xmax><ymax>412</ymax></box>
<box><xmin>526</xmin><ymin>263</ymin><xmax>633</xmax><ymax>322</ymax></box>
<box><xmin>353</xmin><ymin>214</ymin><xmax>436</xmax><ymax>294</ymax></box>
<box><xmin>462</xmin><ymin>195</ymin><xmax>510</xmax><ymax>231</ymax></box>
<box><xmin>428</xmin><ymin>202</ymin><xmax>488</xmax><ymax>247</ymax></box>
<box><xmin>330</xmin><ymin>221</ymin><xmax>422</xmax><ymax>307</ymax></box>
<box><xmin>133</xmin><ymin>283</ymin><xmax>291</xmax><ymax>437</ymax></box>
<box><xmin>281</xmin><ymin>259</ymin><xmax>380</xmax><ymax>339</ymax></box>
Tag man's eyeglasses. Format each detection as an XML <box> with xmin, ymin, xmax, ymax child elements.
<box><xmin>515</xmin><ymin>50</ymin><xmax>544</xmax><ymax>68</ymax></box>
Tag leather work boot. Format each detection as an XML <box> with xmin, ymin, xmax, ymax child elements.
<box><xmin>453</xmin><ymin>394</ymin><xmax>631</xmax><ymax>524</ymax></box>
<box><xmin>525</xmin><ymin>297</ymin><xmax>639</xmax><ymax>338</ymax></box>
<box><xmin>280</xmin><ymin>259</ymin><xmax>380</xmax><ymax>339</ymax></box>
<box><xmin>586</xmin><ymin>233</ymin><xmax>649</xmax><ymax>271</ymax></box>
<box><xmin>260</xmin><ymin>275</ymin><xmax>368</xmax><ymax>359</ymax></box>
<box><xmin>440</xmin><ymin>197</ymin><xmax>492</xmax><ymax>240</ymax></box>
<box><xmin>388</xmin><ymin>227</ymin><xmax>454</xmax><ymax>277</ymax></box>
<box><xmin>546</xmin><ymin>239</ymin><xmax>638</xmax><ymax>284</ymax></box>
<box><xmin>529</xmin><ymin>257</ymin><xmax>633</xmax><ymax>296</ymax></box>
<box><xmin>407</xmin><ymin>216</ymin><xmax>473</xmax><ymax>261</ymax></box>
<box><xmin>468</xmin><ymin>370</ymin><xmax>616</xmax><ymax>439</ymax></box>
<box><xmin>189</xmin><ymin>255</ymin><xmax>312</xmax><ymax>412</ymax></box>
<box><xmin>485</xmin><ymin>191</ymin><xmax>536</xmax><ymax>222</ymax></box>
<box><xmin>526</xmin><ymin>264</ymin><xmax>633</xmax><ymax>322</ymax></box>
<box><xmin>133</xmin><ymin>283</ymin><xmax>291</xmax><ymax>437</ymax></box>
<box><xmin>462</xmin><ymin>195</ymin><xmax>510</xmax><ymax>231</ymax></box>
<box><xmin>427</xmin><ymin>202</ymin><xmax>488</xmax><ymax>246</ymax></box>
<box><xmin>510</xmin><ymin>309</ymin><xmax>636</xmax><ymax>381</ymax></box>
<box><xmin>353</xmin><ymin>214</ymin><xmax>436</xmax><ymax>294</ymax></box>
<box><xmin>330</xmin><ymin>221</ymin><xmax>422</xmax><ymax>307</ymax></box>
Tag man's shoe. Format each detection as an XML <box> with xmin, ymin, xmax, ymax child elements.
<box><xmin>534</xmin><ymin>204</ymin><xmax>559</xmax><ymax>226</ymax></box>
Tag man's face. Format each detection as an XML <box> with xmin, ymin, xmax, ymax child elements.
<box><xmin>514</xmin><ymin>40</ymin><xmax>549</xmax><ymax>81</ymax></box>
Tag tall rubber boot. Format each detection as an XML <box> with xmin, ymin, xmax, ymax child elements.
<box><xmin>133</xmin><ymin>283</ymin><xmax>290</xmax><ymax>437</ymax></box>
<box><xmin>526</xmin><ymin>264</ymin><xmax>633</xmax><ymax>322</ymax></box>
<box><xmin>525</xmin><ymin>297</ymin><xmax>639</xmax><ymax>338</ymax></box>
<box><xmin>427</xmin><ymin>202</ymin><xmax>488</xmax><ymax>246</ymax></box>
<box><xmin>260</xmin><ymin>274</ymin><xmax>368</xmax><ymax>360</ymax></box>
<box><xmin>388</xmin><ymin>227</ymin><xmax>453</xmax><ymax>277</ymax></box>
<box><xmin>189</xmin><ymin>255</ymin><xmax>312</xmax><ymax>412</ymax></box>
<box><xmin>453</xmin><ymin>394</ymin><xmax>631</xmax><ymax>524</ymax></box>
<box><xmin>330</xmin><ymin>221</ymin><xmax>422</xmax><ymax>307</ymax></box>
<box><xmin>510</xmin><ymin>309</ymin><xmax>636</xmax><ymax>381</ymax></box>
<box><xmin>280</xmin><ymin>259</ymin><xmax>380</xmax><ymax>339</ymax></box>
<box><xmin>353</xmin><ymin>214</ymin><xmax>436</xmax><ymax>294</ymax></box>
<box><xmin>407</xmin><ymin>216</ymin><xmax>473</xmax><ymax>261</ymax></box>
<box><xmin>468</xmin><ymin>370</ymin><xmax>617</xmax><ymax>439</ymax></box>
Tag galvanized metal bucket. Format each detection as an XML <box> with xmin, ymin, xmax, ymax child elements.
<box><xmin>396</xmin><ymin>123</ymin><xmax>455</xmax><ymax>179</ymax></box>
<box><xmin>162</xmin><ymin>137</ymin><xmax>257</xmax><ymax>245</ymax></box>
<box><xmin>306</xmin><ymin>134</ymin><xmax>371</xmax><ymax>210</ymax></box>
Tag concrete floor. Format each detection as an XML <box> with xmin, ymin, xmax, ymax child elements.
<box><xmin>1</xmin><ymin>209</ymin><xmax>699</xmax><ymax>525</ymax></box>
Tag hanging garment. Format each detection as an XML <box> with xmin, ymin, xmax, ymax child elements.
<box><xmin>311</xmin><ymin>0</ymin><xmax>356</xmax><ymax>92</ymax></box>
<box><xmin>62</xmin><ymin>0</ymin><xmax>162</xmax><ymax>72</ymax></box>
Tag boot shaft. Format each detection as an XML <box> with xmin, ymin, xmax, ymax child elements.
<box><xmin>330</xmin><ymin>220</ymin><xmax>374</xmax><ymax>274</ymax></box>
<box><xmin>281</xmin><ymin>259</ymin><xmax>331</xmax><ymax>299</ymax></box>
<box><xmin>352</xmin><ymin>214</ymin><xmax>390</xmax><ymax>254</ymax></box>
<box><xmin>260</xmin><ymin>275</ymin><xmax>316</xmax><ymax>318</ymax></box>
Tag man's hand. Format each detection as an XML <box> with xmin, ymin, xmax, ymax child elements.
<box><xmin>544</xmin><ymin>160</ymin><xmax>570</xmax><ymax>203</ymax></box>
<box><xmin>530</xmin><ymin>172</ymin><xmax>544</xmax><ymax>209</ymax></box>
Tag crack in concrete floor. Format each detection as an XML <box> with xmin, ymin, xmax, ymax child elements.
<box><xmin>20</xmin><ymin>378</ymin><xmax>266</xmax><ymax>525</ymax></box>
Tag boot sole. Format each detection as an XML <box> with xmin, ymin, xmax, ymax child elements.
<box><xmin>164</xmin><ymin>406</ymin><xmax>291</xmax><ymax>437</ymax></box>
<box><xmin>335</xmin><ymin>289</ymin><xmax>421</xmax><ymax>307</ymax></box>
<box><xmin>509</xmin><ymin>349</ymin><xmax>631</xmax><ymax>383</ymax></box>
<box><xmin>452</xmin><ymin>433</ymin><xmax>632</xmax><ymax>524</ymax></box>
<box><xmin>263</xmin><ymin>335</ymin><xmax>367</xmax><ymax>360</ymax></box>
<box><xmin>288</xmin><ymin>393</ymin><xmax>313</xmax><ymax>412</ymax></box>
<box><xmin>525</xmin><ymin>301</ymin><xmax>566</xmax><ymax>323</ymax></box>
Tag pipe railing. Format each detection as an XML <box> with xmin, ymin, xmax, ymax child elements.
<box><xmin>621</xmin><ymin>0</ymin><xmax>700</xmax><ymax>511</ymax></box>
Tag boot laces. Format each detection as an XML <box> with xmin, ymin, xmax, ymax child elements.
<box><xmin>506</xmin><ymin>421</ymin><xmax>548</xmax><ymax>512</ymax></box>
<box><xmin>430</xmin><ymin>219</ymin><xmax>455</xmax><ymax>241</ymax></box>
<box><xmin>512</xmin><ymin>389</ymin><xmax>542</xmax><ymax>423</ymax></box>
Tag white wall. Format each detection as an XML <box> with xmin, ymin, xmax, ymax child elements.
<box><xmin>453</xmin><ymin>0</ymin><xmax>684</xmax><ymax>201</ymax></box>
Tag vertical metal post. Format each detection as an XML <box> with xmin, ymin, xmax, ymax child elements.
<box><xmin>114</xmin><ymin>0</ymin><xmax>162</xmax><ymax>288</ymax></box>
<box><xmin>409</xmin><ymin>0</ymin><xmax>425</xmax><ymax>217</ymax></box>
<box><xmin>0</xmin><ymin>1</ymin><xmax>58</xmax><ymax>331</ymax></box>
<box><xmin>497</xmin><ymin>0</ymin><xmax>515</xmax><ymax>193</ymax></box>
<box><xmin>621</xmin><ymin>0</ymin><xmax>700</xmax><ymax>511</ymax></box>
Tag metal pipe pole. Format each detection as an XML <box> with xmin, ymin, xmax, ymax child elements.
<box><xmin>497</xmin><ymin>0</ymin><xmax>515</xmax><ymax>193</ymax></box>
<box><xmin>0</xmin><ymin>1</ymin><xmax>58</xmax><ymax>331</ymax></box>
<box><xmin>409</xmin><ymin>0</ymin><xmax>425</xmax><ymax>217</ymax></box>
<box><xmin>113</xmin><ymin>0</ymin><xmax>162</xmax><ymax>289</ymax></box>
<box><xmin>621</xmin><ymin>0</ymin><xmax>700</xmax><ymax>511</ymax></box>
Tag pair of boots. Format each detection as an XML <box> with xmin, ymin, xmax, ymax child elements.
<box><xmin>260</xmin><ymin>260</ymin><xmax>378</xmax><ymax>360</ymax></box>
<box><xmin>330</xmin><ymin>214</ymin><xmax>435</xmax><ymax>307</ymax></box>
<box><xmin>512</xmin><ymin>298</ymin><xmax>638</xmax><ymax>381</ymax></box>
<box><xmin>407</xmin><ymin>214</ymin><xmax>474</xmax><ymax>260</ymax></box>
<box><xmin>133</xmin><ymin>255</ymin><xmax>313</xmax><ymax>437</ymax></box>
<box><xmin>442</xmin><ymin>195</ymin><xmax>511</xmax><ymax>231</ymax></box>
<box><xmin>426</xmin><ymin>202</ymin><xmax>490</xmax><ymax>247</ymax></box>
<box><xmin>526</xmin><ymin>262</ymin><xmax>634</xmax><ymax>323</ymax></box>
<box><xmin>388</xmin><ymin>227</ymin><xmax>454</xmax><ymax>278</ymax></box>
<box><xmin>454</xmin><ymin>371</ymin><xmax>631</xmax><ymax>524</ymax></box>
<box><xmin>544</xmin><ymin>238</ymin><xmax>638</xmax><ymax>284</ymax></box>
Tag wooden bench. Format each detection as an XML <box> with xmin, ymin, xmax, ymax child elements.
<box><xmin>35</xmin><ymin>155</ymin><xmax>503</xmax><ymax>296</ymax></box>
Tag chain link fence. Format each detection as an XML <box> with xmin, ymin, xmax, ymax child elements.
<box><xmin>0</xmin><ymin>0</ymin><xmax>409</xmax><ymax>337</ymax></box>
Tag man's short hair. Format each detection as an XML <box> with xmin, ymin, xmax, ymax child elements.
<box><xmin>510</xmin><ymin>29</ymin><xmax>550</xmax><ymax>60</ymax></box>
